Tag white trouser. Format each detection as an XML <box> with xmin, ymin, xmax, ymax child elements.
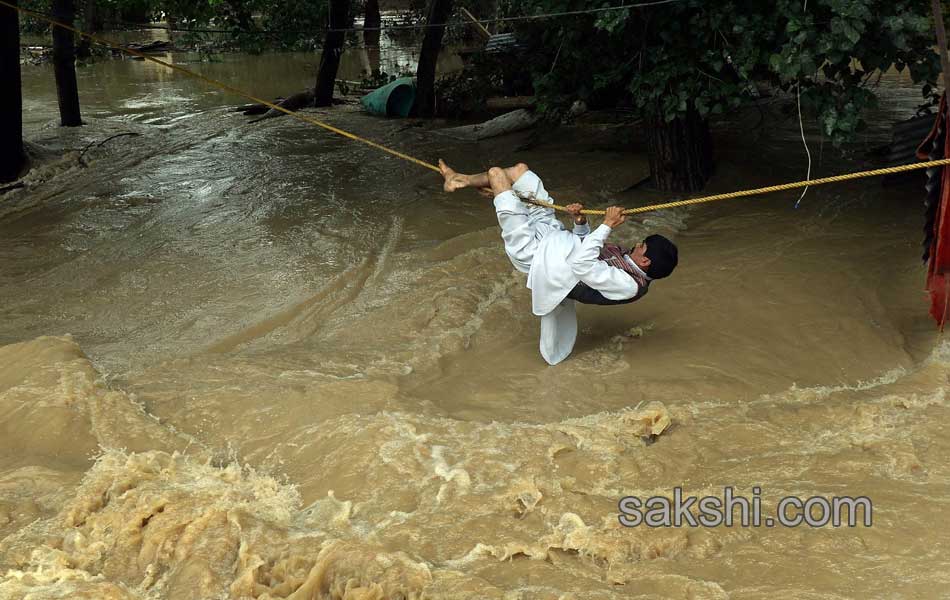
<box><xmin>494</xmin><ymin>170</ymin><xmax>565</xmax><ymax>273</ymax></box>
<box><xmin>493</xmin><ymin>170</ymin><xmax>577</xmax><ymax>365</ymax></box>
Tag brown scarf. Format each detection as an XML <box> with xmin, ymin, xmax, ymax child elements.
<box><xmin>599</xmin><ymin>243</ymin><xmax>648</xmax><ymax>287</ymax></box>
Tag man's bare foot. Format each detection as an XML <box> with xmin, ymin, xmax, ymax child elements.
<box><xmin>439</xmin><ymin>159</ymin><xmax>470</xmax><ymax>193</ymax></box>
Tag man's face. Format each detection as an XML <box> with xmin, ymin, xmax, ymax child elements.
<box><xmin>629</xmin><ymin>241</ymin><xmax>651</xmax><ymax>270</ymax></box>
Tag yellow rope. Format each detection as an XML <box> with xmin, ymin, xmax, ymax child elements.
<box><xmin>5</xmin><ymin>0</ymin><xmax>948</xmax><ymax>217</ymax></box>
<box><xmin>529</xmin><ymin>158</ymin><xmax>950</xmax><ymax>215</ymax></box>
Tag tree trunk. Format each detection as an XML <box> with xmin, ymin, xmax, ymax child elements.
<box><xmin>412</xmin><ymin>0</ymin><xmax>453</xmax><ymax>118</ymax></box>
<box><xmin>166</xmin><ymin>15</ymin><xmax>176</xmax><ymax>46</ymax></box>
<box><xmin>226</xmin><ymin>0</ymin><xmax>255</xmax><ymax>31</ymax></box>
<box><xmin>0</xmin><ymin>0</ymin><xmax>25</xmax><ymax>183</ymax></box>
<box><xmin>52</xmin><ymin>0</ymin><xmax>82</xmax><ymax>127</ymax></box>
<box><xmin>362</xmin><ymin>46</ymin><xmax>380</xmax><ymax>79</ymax></box>
<box><xmin>76</xmin><ymin>0</ymin><xmax>96</xmax><ymax>58</ymax></box>
<box><xmin>647</xmin><ymin>106</ymin><xmax>713</xmax><ymax>193</ymax></box>
<box><xmin>314</xmin><ymin>0</ymin><xmax>350</xmax><ymax>107</ymax></box>
<box><xmin>363</xmin><ymin>0</ymin><xmax>380</xmax><ymax>47</ymax></box>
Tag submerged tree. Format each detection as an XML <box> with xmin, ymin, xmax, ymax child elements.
<box><xmin>364</xmin><ymin>0</ymin><xmax>381</xmax><ymax>47</ymax></box>
<box><xmin>1</xmin><ymin>0</ymin><xmax>25</xmax><ymax>183</ymax></box>
<box><xmin>52</xmin><ymin>0</ymin><xmax>83</xmax><ymax>127</ymax></box>
<box><xmin>314</xmin><ymin>0</ymin><xmax>350</xmax><ymax>106</ymax></box>
<box><xmin>75</xmin><ymin>0</ymin><xmax>97</xmax><ymax>58</ymax></box>
<box><xmin>514</xmin><ymin>0</ymin><xmax>943</xmax><ymax>193</ymax></box>
<box><xmin>413</xmin><ymin>0</ymin><xmax>454</xmax><ymax>117</ymax></box>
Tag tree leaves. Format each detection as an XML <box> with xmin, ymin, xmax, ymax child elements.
<box><xmin>512</xmin><ymin>0</ymin><xmax>943</xmax><ymax>145</ymax></box>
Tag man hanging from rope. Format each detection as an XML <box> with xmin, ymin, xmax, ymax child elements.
<box><xmin>439</xmin><ymin>160</ymin><xmax>678</xmax><ymax>364</ymax></box>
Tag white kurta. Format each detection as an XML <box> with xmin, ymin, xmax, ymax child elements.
<box><xmin>493</xmin><ymin>170</ymin><xmax>641</xmax><ymax>365</ymax></box>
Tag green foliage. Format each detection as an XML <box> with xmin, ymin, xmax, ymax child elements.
<box><xmin>22</xmin><ymin>0</ymin><xmax>338</xmax><ymax>51</ymax></box>
<box><xmin>19</xmin><ymin>0</ymin><xmax>53</xmax><ymax>33</ymax></box>
<box><xmin>435</xmin><ymin>63</ymin><xmax>497</xmax><ymax>117</ymax></box>
<box><xmin>435</xmin><ymin>49</ymin><xmax>533</xmax><ymax>117</ymax></box>
<box><xmin>158</xmin><ymin>0</ymin><xmax>333</xmax><ymax>51</ymax></box>
<box><xmin>512</xmin><ymin>0</ymin><xmax>943</xmax><ymax>145</ymax></box>
<box><xmin>21</xmin><ymin>0</ymin><xmax>150</xmax><ymax>33</ymax></box>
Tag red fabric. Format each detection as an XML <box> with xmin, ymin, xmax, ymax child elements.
<box><xmin>917</xmin><ymin>95</ymin><xmax>950</xmax><ymax>330</ymax></box>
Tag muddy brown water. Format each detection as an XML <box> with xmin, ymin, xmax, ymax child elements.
<box><xmin>0</xmin><ymin>51</ymin><xmax>948</xmax><ymax>599</ymax></box>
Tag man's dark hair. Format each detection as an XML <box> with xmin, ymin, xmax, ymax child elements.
<box><xmin>643</xmin><ymin>234</ymin><xmax>678</xmax><ymax>279</ymax></box>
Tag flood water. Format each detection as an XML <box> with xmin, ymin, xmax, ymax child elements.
<box><xmin>1</xmin><ymin>44</ymin><xmax>949</xmax><ymax>600</ymax></box>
